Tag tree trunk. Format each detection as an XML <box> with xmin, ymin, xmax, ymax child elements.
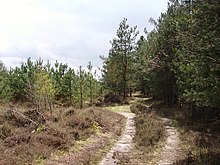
<box><xmin>79</xmin><ymin>66</ymin><xmax>83</xmax><ymax>109</ymax></box>
<box><xmin>129</xmin><ymin>88</ymin><xmax>132</xmax><ymax>97</ymax></box>
<box><xmin>123</xmin><ymin>49</ymin><xmax>127</xmax><ymax>99</ymax></box>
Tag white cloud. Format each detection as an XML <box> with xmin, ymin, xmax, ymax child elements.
<box><xmin>0</xmin><ymin>0</ymin><xmax>168</xmax><ymax>69</ymax></box>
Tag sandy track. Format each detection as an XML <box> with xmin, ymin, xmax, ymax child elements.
<box><xmin>158</xmin><ymin>118</ymin><xmax>180</xmax><ymax>165</ymax></box>
<box><xmin>99</xmin><ymin>111</ymin><xmax>136</xmax><ymax>165</ymax></box>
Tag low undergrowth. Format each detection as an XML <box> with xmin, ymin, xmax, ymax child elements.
<box><xmin>0</xmin><ymin>104</ymin><xmax>125</xmax><ymax>165</ymax></box>
<box><xmin>131</xmin><ymin>101</ymin><xmax>165</xmax><ymax>148</ymax></box>
<box><xmin>174</xmin><ymin>130</ymin><xmax>220</xmax><ymax>165</ymax></box>
<box><xmin>134</xmin><ymin>113</ymin><xmax>164</xmax><ymax>147</ymax></box>
<box><xmin>175</xmin><ymin>119</ymin><xmax>220</xmax><ymax>164</ymax></box>
<box><xmin>149</xmin><ymin>100</ymin><xmax>220</xmax><ymax>164</ymax></box>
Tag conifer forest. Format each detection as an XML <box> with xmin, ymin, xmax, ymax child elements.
<box><xmin>0</xmin><ymin>0</ymin><xmax>219</xmax><ymax>164</ymax></box>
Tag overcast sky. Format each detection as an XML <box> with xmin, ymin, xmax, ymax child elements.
<box><xmin>0</xmin><ymin>0</ymin><xmax>168</xmax><ymax>71</ymax></box>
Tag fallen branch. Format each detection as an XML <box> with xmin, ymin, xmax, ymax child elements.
<box><xmin>8</xmin><ymin>105</ymin><xmax>38</xmax><ymax>126</ymax></box>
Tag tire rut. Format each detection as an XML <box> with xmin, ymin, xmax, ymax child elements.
<box><xmin>99</xmin><ymin>111</ymin><xmax>136</xmax><ymax>165</ymax></box>
<box><xmin>158</xmin><ymin>118</ymin><xmax>180</xmax><ymax>165</ymax></box>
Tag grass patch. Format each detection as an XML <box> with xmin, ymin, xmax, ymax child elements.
<box><xmin>104</xmin><ymin>105</ymin><xmax>131</xmax><ymax>113</ymax></box>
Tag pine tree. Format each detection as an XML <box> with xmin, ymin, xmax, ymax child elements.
<box><xmin>102</xmin><ymin>18</ymin><xmax>138</xmax><ymax>98</ymax></box>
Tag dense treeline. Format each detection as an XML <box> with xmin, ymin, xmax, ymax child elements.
<box><xmin>102</xmin><ymin>0</ymin><xmax>220</xmax><ymax>115</ymax></box>
<box><xmin>1</xmin><ymin>0</ymin><xmax>219</xmax><ymax>116</ymax></box>
<box><xmin>0</xmin><ymin>58</ymin><xmax>101</xmax><ymax>109</ymax></box>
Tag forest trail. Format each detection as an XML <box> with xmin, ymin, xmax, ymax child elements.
<box><xmin>99</xmin><ymin>103</ymin><xmax>182</xmax><ymax>165</ymax></box>
<box><xmin>45</xmin><ymin>104</ymin><xmax>182</xmax><ymax>165</ymax></box>
<box><xmin>99</xmin><ymin>106</ymin><xmax>136</xmax><ymax>165</ymax></box>
<box><xmin>157</xmin><ymin>118</ymin><xmax>181</xmax><ymax>165</ymax></box>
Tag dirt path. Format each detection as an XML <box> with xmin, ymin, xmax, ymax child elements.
<box><xmin>99</xmin><ymin>110</ymin><xmax>136</xmax><ymax>165</ymax></box>
<box><xmin>158</xmin><ymin>118</ymin><xmax>181</xmax><ymax>165</ymax></box>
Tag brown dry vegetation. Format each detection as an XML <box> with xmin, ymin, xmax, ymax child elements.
<box><xmin>125</xmin><ymin>98</ymin><xmax>220</xmax><ymax>164</ymax></box>
<box><xmin>130</xmin><ymin>102</ymin><xmax>165</xmax><ymax>148</ymax></box>
<box><xmin>149</xmin><ymin>100</ymin><xmax>220</xmax><ymax>165</ymax></box>
<box><xmin>131</xmin><ymin>101</ymin><xmax>166</xmax><ymax>164</ymax></box>
<box><xmin>0</xmin><ymin>104</ymin><xmax>125</xmax><ymax>165</ymax></box>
